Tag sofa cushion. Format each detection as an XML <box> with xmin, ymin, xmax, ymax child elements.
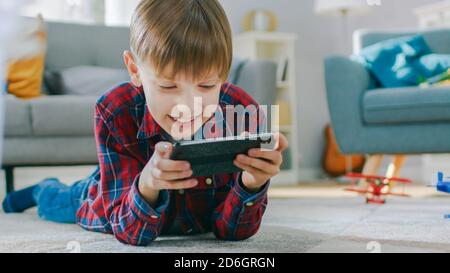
<box><xmin>30</xmin><ymin>95</ymin><xmax>97</xmax><ymax>137</ymax></box>
<box><xmin>363</xmin><ymin>86</ymin><xmax>450</xmax><ymax>124</ymax></box>
<box><xmin>44</xmin><ymin>66</ymin><xmax>129</xmax><ymax>96</ymax></box>
<box><xmin>228</xmin><ymin>58</ymin><xmax>248</xmax><ymax>84</ymax></box>
<box><xmin>4</xmin><ymin>95</ymin><xmax>33</xmax><ymax>137</ymax></box>
<box><xmin>2</xmin><ymin>137</ymin><xmax>97</xmax><ymax>165</ymax></box>
<box><xmin>418</xmin><ymin>54</ymin><xmax>450</xmax><ymax>79</ymax></box>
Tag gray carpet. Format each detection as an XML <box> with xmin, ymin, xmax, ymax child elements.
<box><xmin>1</xmin><ymin>196</ymin><xmax>450</xmax><ymax>253</ymax></box>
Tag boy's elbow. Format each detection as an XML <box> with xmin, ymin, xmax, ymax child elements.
<box><xmin>108</xmin><ymin>216</ymin><xmax>161</xmax><ymax>246</ymax></box>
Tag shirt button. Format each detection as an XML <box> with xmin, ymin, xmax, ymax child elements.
<box><xmin>150</xmin><ymin>215</ymin><xmax>159</xmax><ymax>219</ymax></box>
<box><xmin>245</xmin><ymin>202</ymin><xmax>254</xmax><ymax>207</ymax></box>
<box><xmin>205</xmin><ymin>178</ymin><xmax>213</xmax><ymax>185</ymax></box>
<box><xmin>178</xmin><ymin>189</ymin><xmax>185</xmax><ymax>195</ymax></box>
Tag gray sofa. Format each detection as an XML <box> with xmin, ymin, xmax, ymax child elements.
<box><xmin>3</xmin><ymin>21</ymin><xmax>277</xmax><ymax>192</ymax></box>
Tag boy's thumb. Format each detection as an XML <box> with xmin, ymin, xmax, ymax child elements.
<box><xmin>155</xmin><ymin>141</ymin><xmax>173</xmax><ymax>158</ymax></box>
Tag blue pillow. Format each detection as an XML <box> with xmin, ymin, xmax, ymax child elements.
<box><xmin>415</xmin><ymin>54</ymin><xmax>450</xmax><ymax>79</ymax></box>
<box><xmin>358</xmin><ymin>35</ymin><xmax>433</xmax><ymax>87</ymax></box>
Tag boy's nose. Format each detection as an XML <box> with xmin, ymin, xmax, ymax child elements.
<box><xmin>173</xmin><ymin>95</ymin><xmax>203</xmax><ymax>119</ymax></box>
<box><xmin>171</xmin><ymin>102</ymin><xmax>202</xmax><ymax>120</ymax></box>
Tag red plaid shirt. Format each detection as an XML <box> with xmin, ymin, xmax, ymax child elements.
<box><xmin>76</xmin><ymin>82</ymin><xmax>270</xmax><ymax>246</ymax></box>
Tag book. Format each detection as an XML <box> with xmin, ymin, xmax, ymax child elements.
<box><xmin>276</xmin><ymin>56</ymin><xmax>289</xmax><ymax>83</ymax></box>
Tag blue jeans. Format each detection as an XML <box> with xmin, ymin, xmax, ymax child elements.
<box><xmin>33</xmin><ymin>177</ymin><xmax>90</xmax><ymax>224</ymax></box>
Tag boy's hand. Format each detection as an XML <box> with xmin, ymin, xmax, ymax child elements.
<box><xmin>138</xmin><ymin>142</ymin><xmax>198</xmax><ymax>206</ymax></box>
<box><xmin>233</xmin><ymin>132</ymin><xmax>289</xmax><ymax>193</ymax></box>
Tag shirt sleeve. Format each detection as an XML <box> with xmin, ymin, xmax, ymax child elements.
<box><xmin>95</xmin><ymin>103</ymin><xmax>170</xmax><ymax>246</ymax></box>
<box><xmin>212</xmin><ymin>172</ymin><xmax>269</xmax><ymax>240</ymax></box>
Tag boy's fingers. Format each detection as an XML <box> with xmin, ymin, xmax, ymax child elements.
<box><xmin>157</xmin><ymin>178</ymin><xmax>198</xmax><ymax>190</ymax></box>
<box><xmin>236</xmin><ymin>155</ymin><xmax>279</xmax><ymax>175</ymax></box>
<box><xmin>155</xmin><ymin>141</ymin><xmax>173</xmax><ymax>158</ymax></box>
<box><xmin>151</xmin><ymin>168</ymin><xmax>193</xmax><ymax>181</ymax></box>
<box><xmin>233</xmin><ymin>159</ymin><xmax>267</xmax><ymax>177</ymax></box>
<box><xmin>155</xmin><ymin>158</ymin><xmax>190</xmax><ymax>171</ymax></box>
<box><xmin>248</xmin><ymin>149</ymin><xmax>283</xmax><ymax>165</ymax></box>
<box><xmin>274</xmin><ymin>132</ymin><xmax>289</xmax><ymax>152</ymax></box>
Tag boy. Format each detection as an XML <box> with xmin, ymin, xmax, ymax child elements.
<box><xmin>2</xmin><ymin>0</ymin><xmax>288</xmax><ymax>246</ymax></box>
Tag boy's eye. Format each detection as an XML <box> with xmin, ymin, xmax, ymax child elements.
<box><xmin>199</xmin><ymin>84</ymin><xmax>217</xmax><ymax>89</ymax></box>
<box><xmin>158</xmin><ymin>84</ymin><xmax>217</xmax><ymax>90</ymax></box>
<box><xmin>159</xmin><ymin>85</ymin><xmax>177</xmax><ymax>89</ymax></box>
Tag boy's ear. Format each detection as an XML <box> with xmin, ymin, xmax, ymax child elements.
<box><xmin>123</xmin><ymin>50</ymin><xmax>142</xmax><ymax>87</ymax></box>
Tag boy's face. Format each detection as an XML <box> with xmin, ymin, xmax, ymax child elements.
<box><xmin>124</xmin><ymin>51</ymin><xmax>222</xmax><ymax>140</ymax></box>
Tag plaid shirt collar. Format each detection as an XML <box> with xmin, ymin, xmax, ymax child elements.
<box><xmin>137</xmin><ymin>104</ymin><xmax>161</xmax><ymax>139</ymax></box>
<box><xmin>136</xmin><ymin>105</ymin><xmax>175</xmax><ymax>144</ymax></box>
<box><xmin>134</xmin><ymin>83</ymin><xmax>174</xmax><ymax>143</ymax></box>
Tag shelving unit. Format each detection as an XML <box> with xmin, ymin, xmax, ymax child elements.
<box><xmin>233</xmin><ymin>31</ymin><xmax>299</xmax><ymax>185</ymax></box>
<box><xmin>414</xmin><ymin>0</ymin><xmax>450</xmax><ymax>29</ymax></box>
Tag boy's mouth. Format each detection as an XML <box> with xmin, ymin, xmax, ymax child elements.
<box><xmin>168</xmin><ymin>114</ymin><xmax>201</xmax><ymax>125</ymax></box>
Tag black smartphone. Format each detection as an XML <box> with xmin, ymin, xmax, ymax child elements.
<box><xmin>169</xmin><ymin>133</ymin><xmax>276</xmax><ymax>177</ymax></box>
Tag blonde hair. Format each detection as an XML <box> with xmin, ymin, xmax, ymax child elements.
<box><xmin>130</xmin><ymin>0</ymin><xmax>232</xmax><ymax>82</ymax></box>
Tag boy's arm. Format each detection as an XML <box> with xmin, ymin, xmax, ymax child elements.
<box><xmin>212</xmin><ymin>93</ymin><xmax>270</xmax><ymax>240</ymax></box>
<box><xmin>212</xmin><ymin>173</ymin><xmax>269</xmax><ymax>240</ymax></box>
<box><xmin>94</xmin><ymin>103</ymin><xmax>169</xmax><ymax>246</ymax></box>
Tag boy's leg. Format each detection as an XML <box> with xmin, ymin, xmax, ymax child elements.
<box><xmin>32</xmin><ymin>177</ymin><xmax>89</xmax><ymax>224</ymax></box>
<box><xmin>2</xmin><ymin>184</ymin><xmax>38</xmax><ymax>213</ymax></box>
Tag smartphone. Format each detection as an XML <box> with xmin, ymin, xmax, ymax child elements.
<box><xmin>169</xmin><ymin>133</ymin><xmax>276</xmax><ymax>177</ymax></box>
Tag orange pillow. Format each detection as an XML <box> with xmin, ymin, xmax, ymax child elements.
<box><xmin>6</xmin><ymin>15</ymin><xmax>47</xmax><ymax>99</ymax></box>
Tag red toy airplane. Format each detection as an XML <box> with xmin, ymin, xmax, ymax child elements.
<box><xmin>344</xmin><ymin>173</ymin><xmax>412</xmax><ymax>204</ymax></box>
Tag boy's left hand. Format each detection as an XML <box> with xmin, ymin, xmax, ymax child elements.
<box><xmin>233</xmin><ymin>132</ymin><xmax>289</xmax><ymax>193</ymax></box>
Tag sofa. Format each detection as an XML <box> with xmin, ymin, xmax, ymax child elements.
<box><xmin>324</xmin><ymin>28</ymin><xmax>450</xmax><ymax>155</ymax></box>
<box><xmin>3</xmin><ymin>21</ymin><xmax>277</xmax><ymax>193</ymax></box>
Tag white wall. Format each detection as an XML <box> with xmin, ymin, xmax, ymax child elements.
<box><xmin>22</xmin><ymin>0</ymin><xmax>104</xmax><ymax>24</ymax></box>
<box><xmin>220</xmin><ymin>0</ymin><xmax>440</xmax><ymax>180</ymax></box>
<box><xmin>21</xmin><ymin>0</ymin><xmax>65</xmax><ymax>20</ymax></box>
<box><xmin>104</xmin><ymin>0</ymin><xmax>140</xmax><ymax>26</ymax></box>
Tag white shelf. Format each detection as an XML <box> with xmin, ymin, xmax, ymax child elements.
<box><xmin>234</xmin><ymin>31</ymin><xmax>299</xmax><ymax>186</ymax></box>
<box><xmin>277</xmin><ymin>81</ymin><xmax>290</xmax><ymax>89</ymax></box>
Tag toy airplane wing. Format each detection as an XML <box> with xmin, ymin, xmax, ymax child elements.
<box><xmin>345</xmin><ymin>173</ymin><xmax>412</xmax><ymax>184</ymax></box>
<box><xmin>345</xmin><ymin>187</ymin><xmax>409</xmax><ymax>197</ymax></box>
<box><xmin>385</xmin><ymin>191</ymin><xmax>410</xmax><ymax>197</ymax></box>
<box><xmin>344</xmin><ymin>187</ymin><xmax>370</xmax><ymax>194</ymax></box>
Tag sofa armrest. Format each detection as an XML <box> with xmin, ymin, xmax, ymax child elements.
<box><xmin>324</xmin><ymin>55</ymin><xmax>371</xmax><ymax>153</ymax></box>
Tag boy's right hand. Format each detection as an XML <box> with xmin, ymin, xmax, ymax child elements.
<box><xmin>138</xmin><ymin>142</ymin><xmax>197</xmax><ymax>206</ymax></box>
